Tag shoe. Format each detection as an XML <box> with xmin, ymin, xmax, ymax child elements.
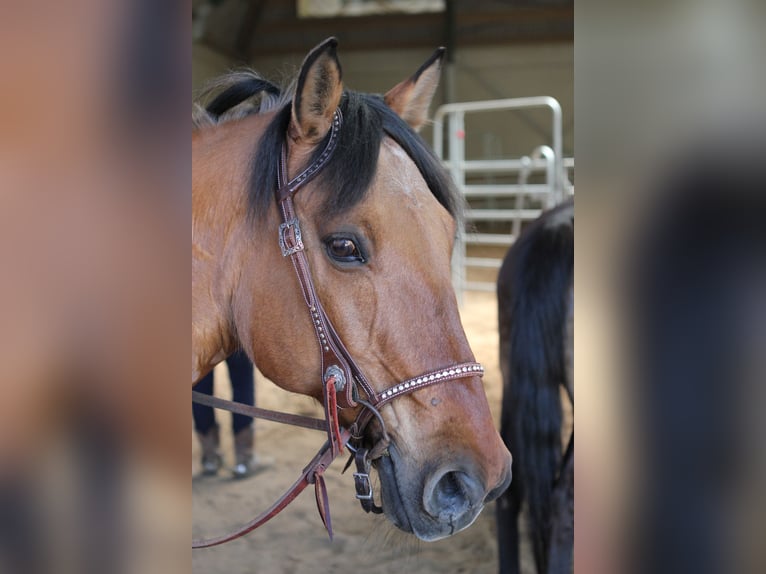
<box><xmin>232</xmin><ymin>454</ymin><xmax>273</xmax><ymax>479</ymax></box>
<box><xmin>232</xmin><ymin>427</ymin><xmax>254</xmax><ymax>479</ymax></box>
<box><xmin>197</xmin><ymin>425</ymin><xmax>222</xmax><ymax>476</ymax></box>
<box><xmin>202</xmin><ymin>453</ymin><xmax>223</xmax><ymax>476</ymax></box>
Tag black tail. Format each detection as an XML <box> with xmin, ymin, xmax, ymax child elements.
<box><xmin>497</xmin><ymin>199</ymin><xmax>574</xmax><ymax>574</ymax></box>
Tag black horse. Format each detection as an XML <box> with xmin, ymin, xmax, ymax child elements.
<box><xmin>496</xmin><ymin>198</ymin><xmax>574</xmax><ymax>574</ymax></box>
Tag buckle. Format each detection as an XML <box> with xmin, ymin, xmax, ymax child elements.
<box><xmin>279</xmin><ymin>218</ymin><xmax>303</xmax><ymax>256</ymax></box>
<box><xmin>353</xmin><ymin>472</ymin><xmax>374</xmax><ymax>500</ymax></box>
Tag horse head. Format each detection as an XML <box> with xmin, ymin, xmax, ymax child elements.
<box><xmin>192</xmin><ymin>38</ymin><xmax>512</xmax><ymax>541</ymax></box>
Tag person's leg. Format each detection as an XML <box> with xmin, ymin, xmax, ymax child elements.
<box><xmin>228</xmin><ymin>351</ymin><xmax>254</xmax><ymax>433</ymax></box>
<box><xmin>193</xmin><ymin>372</ymin><xmax>221</xmax><ymax>475</ymax></box>
<box><xmin>227</xmin><ymin>351</ymin><xmax>256</xmax><ymax>478</ymax></box>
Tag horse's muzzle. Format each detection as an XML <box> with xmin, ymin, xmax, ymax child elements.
<box><xmin>378</xmin><ymin>445</ymin><xmax>512</xmax><ymax>541</ymax></box>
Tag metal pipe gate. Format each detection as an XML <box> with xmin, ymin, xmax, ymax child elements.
<box><xmin>432</xmin><ymin>97</ymin><xmax>574</xmax><ymax>301</ymax></box>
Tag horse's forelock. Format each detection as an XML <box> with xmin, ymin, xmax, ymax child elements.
<box><xmin>247</xmin><ymin>91</ymin><xmax>460</xmax><ymax>225</ymax></box>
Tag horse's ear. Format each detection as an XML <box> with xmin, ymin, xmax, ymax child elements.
<box><xmin>384</xmin><ymin>47</ymin><xmax>445</xmax><ymax>131</ymax></box>
<box><xmin>290</xmin><ymin>37</ymin><xmax>343</xmax><ymax>145</ymax></box>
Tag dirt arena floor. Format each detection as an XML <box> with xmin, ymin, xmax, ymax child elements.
<box><xmin>192</xmin><ymin>290</ymin><xmax>568</xmax><ymax>574</ymax></box>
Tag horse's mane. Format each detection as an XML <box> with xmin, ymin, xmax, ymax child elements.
<box><xmin>192</xmin><ymin>70</ymin><xmax>292</xmax><ymax>128</ymax></box>
<box><xmin>193</xmin><ymin>70</ymin><xmax>460</xmax><ymax>223</ymax></box>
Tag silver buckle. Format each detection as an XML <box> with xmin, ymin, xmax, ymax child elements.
<box><xmin>279</xmin><ymin>218</ymin><xmax>303</xmax><ymax>256</ymax></box>
<box><xmin>353</xmin><ymin>472</ymin><xmax>374</xmax><ymax>500</ymax></box>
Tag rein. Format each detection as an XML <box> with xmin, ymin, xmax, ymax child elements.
<box><xmin>192</xmin><ymin>108</ymin><xmax>484</xmax><ymax>548</ymax></box>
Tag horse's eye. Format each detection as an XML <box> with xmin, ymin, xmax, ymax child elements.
<box><xmin>325</xmin><ymin>236</ymin><xmax>366</xmax><ymax>264</ymax></box>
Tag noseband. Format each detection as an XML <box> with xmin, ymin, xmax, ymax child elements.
<box><xmin>192</xmin><ymin>109</ymin><xmax>484</xmax><ymax>548</ymax></box>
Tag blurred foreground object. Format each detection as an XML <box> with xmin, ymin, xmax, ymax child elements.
<box><xmin>575</xmin><ymin>1</ymin><xmax>766</xmax><ymax>573</ymax></box>
<box><xmin>0</xmin><ymin>1</ymin><xmax>188</xmax><ymax>573</ymax></box>
<box><xmin>626</xmin><ymin>136</ymin><xmax>766</xmax><ymax>574</ymax></box>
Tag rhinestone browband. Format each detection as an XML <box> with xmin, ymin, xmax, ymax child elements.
<box><xmin>374</xmin><ymin>362</ymin><xmax>484</xmax><ymax>407</ymax></box>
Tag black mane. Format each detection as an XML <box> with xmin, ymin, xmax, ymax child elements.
<box><xmin>197</xmin><ymin>72</ymin><xmax>459</xmax><ymax>223</ymax></box>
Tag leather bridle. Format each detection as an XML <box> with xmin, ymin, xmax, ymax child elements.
<box><xmin>192</xmin><ymin>108</ymin><xmax>484</xmax><ymax>548</ymax></box>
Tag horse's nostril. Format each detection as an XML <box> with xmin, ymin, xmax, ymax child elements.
<box><xmin>424</xmin><ymin>469</ymin><xmax>484</xmax><ymax>523</ymax></box>
<box><xmin>432</xmin><ymin>472</ymin><xmax>464</xmax><ymax>513</ymax></box>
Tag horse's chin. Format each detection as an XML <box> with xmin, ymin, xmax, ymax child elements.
<box><xmin>375</xmin><ymin>451</ymin><xmax>414</xmax><ymax>534</ymax></box>
<box><xmin>376</xmin><ymin>444</ymin><xmax>481</xmax><ymax>542</ymax></box>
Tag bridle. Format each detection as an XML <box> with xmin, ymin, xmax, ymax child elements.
<box><xmin>192</xmin><ymin>108</ymin><xmax>484</xmax><ymax>548</ymax></box>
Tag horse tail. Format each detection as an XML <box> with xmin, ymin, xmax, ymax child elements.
<box><xmin>497</xmin><ymin>199</ymin><xmax>573</xmax><ymax>573</ymax></box>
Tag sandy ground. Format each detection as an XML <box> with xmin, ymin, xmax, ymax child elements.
<box><xmin>192</xmin><ymin>291</ymin><xmax>546</xmax><ymax>574</ymax></box>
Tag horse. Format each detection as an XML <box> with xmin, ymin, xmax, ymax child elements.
<box><xmin>495</xmin><ymin>198</ymin><xmax>574</xmax><ymax>573</ymax></box>
<box><xmin>192</xmin><ymin>38</ymin><xmax>512</xmax><ymax>543</ymax></box>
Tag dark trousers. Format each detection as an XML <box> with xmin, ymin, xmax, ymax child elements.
<box><xmin>193</xmin><ymin>351</ymin><xmax>254</xmax><ymax>434</ymax></box>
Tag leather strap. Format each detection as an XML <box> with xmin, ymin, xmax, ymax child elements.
<box><xmin>275</xmin><ymin>109</ymin><xmax>376</xmax><ymax>428</ymax></box>
<box><xmin>191</xmin><ymin>390</ymin><xmax>326</xmax><ymax>432</ymax></box>
<box><xmin>352</xmin><ymin>363</ymin><xmax>484</xmax><ymax>437</ymax></box>
<box><xmin>192</xmin><ymin>427</ymin><xmax>351</xmax><ymax>548</ymax></box>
